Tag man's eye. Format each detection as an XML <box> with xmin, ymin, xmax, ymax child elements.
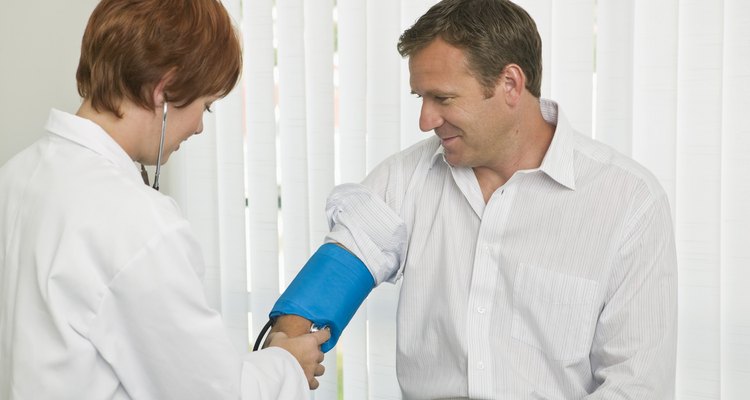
<box><xmin>204</xmin><ymin>105</ymin><xmax>214</xmax><ymax>113</ymax></box>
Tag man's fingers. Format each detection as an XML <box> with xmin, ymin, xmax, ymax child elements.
<box><xmin>311</xmin><ymin>327</ymin><xmax>331</xmax><ymax>345</ymax></box>
<box><xmin>309</xmin><ymin>378</ymin><xmax>320</xmax><ymax>390</ymax></box>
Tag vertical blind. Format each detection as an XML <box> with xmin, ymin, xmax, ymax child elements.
<box><xmin>161</xmin><ymin>0</ymin><xmax>750</xmax><ymax>398</ymax></box>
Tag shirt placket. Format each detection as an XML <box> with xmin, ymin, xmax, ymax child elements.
<box><xmin>465</xmin><ymin>184</ymin><xmax>516</xmax><ymax>399</ymax></box>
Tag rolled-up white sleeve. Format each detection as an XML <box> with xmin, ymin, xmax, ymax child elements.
<box><xmin>324</xmin><ymin>183</ymin><xmax>407</xmax><ymax>285</ymax></box>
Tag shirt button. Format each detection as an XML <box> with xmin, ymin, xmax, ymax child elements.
<box><xmin>477</xmin><ymin>306</ymin><xmax>486</xmax><ymax>314</ymax></box>
<box><xmin>477</xmin><ymin>362</ymin><xmax>485</xmax><ymax>370</ymax></box>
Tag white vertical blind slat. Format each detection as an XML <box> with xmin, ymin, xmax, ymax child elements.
<box><xmin>549</xmin><ymin>0</ymin><xmax>595</xmax><ymax>136</ymax></box>
<box><xmin>594</xmin><ymin>0</ymin><xmax>634</xmax><ymax>153</ymax></box>
<box><xmin>721</xmin><ymin>0</ymin><xmax>750</xmax><ymax>397</ymax></box>
<box><xmin>277</xmin><ymin>0</ymin><xmax>311</xmax><ymax>285</ymax></box>
<box><xmin>675</xmin><ymin>0</ymin><xmax>724</xmax><ymax>398</ymax></box>
<box><xmin>631</xmin><ymin>0</ymin><xmax>678</xmax><ymax>211</ymax></box>
<box><xmin>216</xmin><ymin>80</ymin><xmax>251</xmax><ymax>351</ymax></box>
<box><xmin>338</xmin><ymin>0</ymin><xmax>368</xmax><ymax>184</ymax></box>
<box><xmin>366</xmin><ymin>284</ymin><xmax>401</xmax><ymax>400</ymax></box>
<box><xmin>243</xmin><ymin>0</ymin><xmax>282</xmax><ymax>337</ymax></box>
<box><xmin>212</xmin><ymin>0</ymin><xmax>250</xmax><ymax>354</ymax></box>
<box><xmin>304</xmin><ymin>0</ymin><xmax>336</xmax><ymax>255</ymax></box>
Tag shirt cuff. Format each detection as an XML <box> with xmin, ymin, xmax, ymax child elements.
<box><xmin>324</xmin><ymin>183</ymin><xmax>407</xmax><ymax>284</ymax></box>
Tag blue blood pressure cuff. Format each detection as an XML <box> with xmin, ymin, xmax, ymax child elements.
<box><xmin>269</xmin><ymin>243</ymin><xmax>374</xmax><ymax>352</ymax></box>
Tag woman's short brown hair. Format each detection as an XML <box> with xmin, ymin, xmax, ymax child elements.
<box><xmin>397</xmin><ymin>0</ymin><xmax>542</xmax><ymax>98</ymax></box>
<box><xmin>76</xmin><ymin>0</ymin><xmax>242</xmax><ymax>117</ymax></box>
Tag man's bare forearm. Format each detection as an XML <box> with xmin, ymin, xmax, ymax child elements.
<box><xmin>270</xmin><ymin>314</ymin><xmax>314</xmax><ymax>337</ymax></box>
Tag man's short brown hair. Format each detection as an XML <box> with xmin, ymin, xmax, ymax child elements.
<box><xmin>398</xmin><ymin>0</ymin><xmax>542</xmax><ymax>98</ymax></box>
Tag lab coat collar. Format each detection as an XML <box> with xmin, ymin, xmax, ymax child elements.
<box><xmin>44</xmin><ymin>109</ymin><xmax>144</xmax><ymax>186</ymax></box>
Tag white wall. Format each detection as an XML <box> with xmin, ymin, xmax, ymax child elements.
<box><xmin>0</xmin><ymin>1</ymin><xmax>98</xmax><ymax>165</ymax></box>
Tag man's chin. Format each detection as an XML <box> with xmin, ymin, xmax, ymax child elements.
<box><xmin>443</xmin><ymin>153</ymin><xmax>464</xmax><ymax>168</ymax></box>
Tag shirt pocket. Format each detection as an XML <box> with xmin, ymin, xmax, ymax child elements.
<box><xmin>511</xmin><ymin>263</ymin><xmax>599</xmax><ymax>361</ymax></box>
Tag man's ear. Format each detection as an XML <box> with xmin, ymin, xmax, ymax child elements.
<box><xmin>498</xmin><ymin>64</ymin><xmax>525</xmax><ymax>106</ymax></box>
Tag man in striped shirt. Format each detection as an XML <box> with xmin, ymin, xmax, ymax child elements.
<box><xmin>269</xmin><ymin>0</ymin><xmax>678</xmax><ymax>398</ymax></box>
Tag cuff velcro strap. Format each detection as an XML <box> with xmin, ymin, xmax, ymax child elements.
<box><xmin>269</xmin><ymin>243</ymin><xmax>374</xmax><ymax>352</ymax></box>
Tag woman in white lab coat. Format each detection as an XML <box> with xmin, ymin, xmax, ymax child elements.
<box><xmin>0</xmin><ymin>0</ymin><xmax>328</xmax><ymax>398</ymax></box>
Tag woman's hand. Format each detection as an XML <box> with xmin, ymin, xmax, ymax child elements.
<box><xmin>266</xmin><ymin>328</ymin><xmax>331</xmax><ymax>389</ymax></box>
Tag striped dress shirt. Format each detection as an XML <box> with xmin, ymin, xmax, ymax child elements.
<box><xmin>325</xmin><ymin>99</ymin><xmax>677</xmax><ymax>399</ymax></box>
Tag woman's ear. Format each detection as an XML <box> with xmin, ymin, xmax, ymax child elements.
<box><xmin>498</xmin><ymin>64</ymin><xmax>525</xmax><ymax>106</ymax></box>
<box><xmin>152</xmin><ymin>70</ymin><xmax>175</xmax><ymax>107</ymax></box>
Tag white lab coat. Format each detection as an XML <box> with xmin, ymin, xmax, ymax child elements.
<box><xmin>0</xmin><ymin>109</ymin><xmax>307</xmax><ymax>399</ymax></box>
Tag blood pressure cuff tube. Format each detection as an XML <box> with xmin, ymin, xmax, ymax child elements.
<box><xmin>269</xmin><ymin>243</ymin><xmax>375</xmax><ymax>353</ymax></box>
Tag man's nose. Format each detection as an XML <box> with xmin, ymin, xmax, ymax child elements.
<box><xmin>419</xmin><ymin>100</ymin><xmax>443</xmax><ymax>132</ymax></box>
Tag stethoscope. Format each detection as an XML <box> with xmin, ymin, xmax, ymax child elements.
<box><xmin>140</xmin><ymin>101</ymin><xmax>168</xmax><ymax>191</ymax></box>
<box><xmin>252</xmin><ymin>320</ymin><xmax>275</xmax><ymax>351</ymax></box>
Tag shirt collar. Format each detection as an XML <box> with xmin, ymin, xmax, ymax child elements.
<box><xmin>537</xmin><ymin>99</ymin><xmax>576</xmax><ymax>190</ymax></box>
<box><xmin>44</xmin><ymin>109</ymin><xmax>144</xmax><ymax>185</ymax></box>
<box><xmin>429</xmin><ymin>98</ymin><xmax>577</xmax><ymax>190</ymax></box>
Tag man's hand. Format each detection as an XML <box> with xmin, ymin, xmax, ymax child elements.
<box><xmin>266</xmin><ymin>328</ymin><xmax>331</xmax><ymax>389</ymax></box>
